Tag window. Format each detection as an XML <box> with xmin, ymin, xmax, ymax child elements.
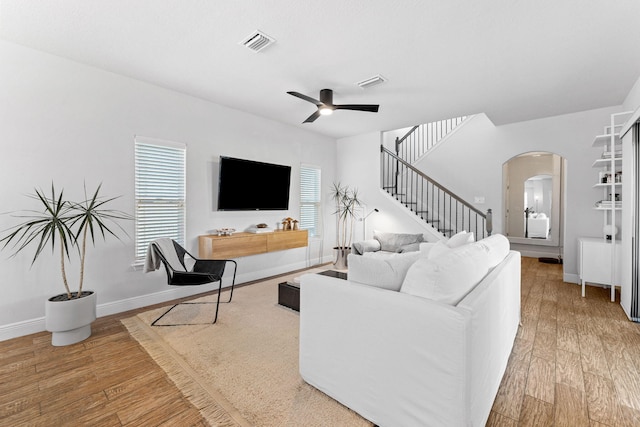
<box><xmin>134</xmin><ymin>136</ymin><xmax>186</xmax><ymax>262</ymax></box>
<box><xmin>300</xmin><ymin>164</ymin><xmax>321</xmax><ymax>237</ymax></box>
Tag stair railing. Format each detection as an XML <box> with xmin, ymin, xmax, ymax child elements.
<box><xmin>381</xmin><ymin>145</ymin><xmax>492</xmax><ymax>239</ymax></box>
<box><xmin>395</xmin><ymin>116</ymin><xmax>468</xmax><ymax>165</ymax></box>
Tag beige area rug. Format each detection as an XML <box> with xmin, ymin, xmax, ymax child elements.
<box><xmin>122</xmin><ymin>270</ymin><xmax>372</xmax><ymax>427</ymax></box>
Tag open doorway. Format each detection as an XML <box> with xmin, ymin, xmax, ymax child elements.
<box><xmin>503</xmin><ymin>152</ymin><xmax>565</xmax><ymax>258</ymax></box>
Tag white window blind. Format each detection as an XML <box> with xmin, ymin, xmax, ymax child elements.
<box><xmin>134</xmin><ymin>137</ymin><xmax>186</xmax><ymax>261</ymax></box>
<box><xmin>300</xmin><ymin>165</ymin><xmax>321</xmax><ymax>237</ymax></box>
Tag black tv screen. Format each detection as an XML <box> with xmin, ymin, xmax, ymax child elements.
<box><xmin>217</xmin><ymin>156</ymin><xmax>291</xmax><ymax>211</ymax></box>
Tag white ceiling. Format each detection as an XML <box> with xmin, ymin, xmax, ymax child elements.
<box><xmin>2</xmin><ymin>0</ymin><xmax>640</xmax><ymax>139</ymax></box>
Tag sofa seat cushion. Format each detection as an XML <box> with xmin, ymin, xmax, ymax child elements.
<box><xmin>400</xmin><ymin>241</ymin><xmax>491</xmax><ymax>305</ymax></box>
<box><xmin>373</xmin><ymin>231</ymin><xmax>424</xmax><ymax>253</ymax></box>
<box><xmin>347</xmin><ymin>251</ymin><xmax>422</xmax><ymax>291</ymax></box>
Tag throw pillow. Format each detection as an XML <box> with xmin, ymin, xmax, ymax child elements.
<box><xmin>446</xmin><ymin>230</ymin><xmax>475</xmax><ymax>248</ymax></box>
<box><xmin>352</xmin><ymin>239</ymin><xmax>381</xmax><ymax>255</ymax></box>
<box><xmin>347</xmin><ymin>251</ymin><xmax>421</xmax><ymax>291</ymax></box>
<box><xmin>373</xmin><ymin>231</ymin><xmax>424</xmax><ymax>253</ymax></box>
<box><xmin>400</xmin><ymin>242</ymin><xmax>490</xmax><ymax>305</ymax></box>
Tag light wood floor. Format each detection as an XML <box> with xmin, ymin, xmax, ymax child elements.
<box><xmin>487</xmin><ymin>257</ymin><xmax>640</xmax><ymax>426</ymax></box>
<box><xmin>1</xmin><ymin>257</ymin><xmax>640</xmax><ymax>426</ymax></box>
<box><xmin>0</xmin><ymin>302</ymin><xmax>208</xmax><ymax>426</ymax></box>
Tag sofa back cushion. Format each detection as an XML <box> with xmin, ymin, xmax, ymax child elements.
<box><xmin>373</xmin><ymin>230</ymin><xmax>424</xmax><ymax>253</ymax></box>
<box><xmin>476</xmin><ymin>234</ymin><xmax>510</xmax><ymax>268</ymax></box>
<box><xmin>347</xmin><ymin>251</ymin><xmax>422</xmax><ymax>291</ymax></box>
<box><xmin>399</xmin><ymin>234</ymin><xmax>510</xmax><ymax>305</ymax></box>
<box><xmin>446</xmin><ymin>230</ymin><xmax>475</xmax><ymax>248</ymax></box>
<box><xmin>426</xmin><ymin>240</ymin><xmax>451</xmax><ymax>259</ymax></box>
<box><xmin>400</xmin><ymin>243</ymin><xmax>490</xmax><ymax>305</ymax></box>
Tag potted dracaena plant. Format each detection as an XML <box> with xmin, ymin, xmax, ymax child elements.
<box><xmin>330</xmin><ymin>182</ymin><xmax>362</xmax><ymax>269</ymax></box>
<box><xmin>1</xmin><ymin>183</ymin><xmax>131</xmax><ymax>346</ymax></box>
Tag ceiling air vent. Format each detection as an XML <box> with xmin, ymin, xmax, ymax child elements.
<box><xmin>240</xmin><ymin>30</ymin><xmax>275</xmax><ymax>53</ymax></box>
<box><xmin>356</xmin><ymin>74</ymin><xmax>387</xmax><ymax>89</ymax></box>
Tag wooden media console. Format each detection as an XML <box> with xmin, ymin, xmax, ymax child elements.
<box><xmin>198</xmin><ymin>229</ymin><xmax>308</xmax><ymax>259</ymax></box>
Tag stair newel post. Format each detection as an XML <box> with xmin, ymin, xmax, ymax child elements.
<box><xmin>486</xmin><ymin>209</ymin><xmax>493</xmax><ymax>236</ymax></box>
<box><xmin>394</xmin><ymin>136</ymin><xmax>401</xmax><ymax>197</ymax></box>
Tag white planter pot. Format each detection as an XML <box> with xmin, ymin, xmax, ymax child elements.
<box><xmin>45</xmin><ymin>291</ymin><xmax>97</xmax><ymax>346</ymax></box>
<box><xmin>333</xmin><ymin>247</ymin><xmax>351</xmax><ymax>270</ymax></box>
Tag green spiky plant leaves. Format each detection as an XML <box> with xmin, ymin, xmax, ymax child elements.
<box><xmin>330</xmin><ymin>182</ymin><xmax>362</xmax><ymax>250</ymax></box>
<box><xmin>1</xmin><ymin>183</ymin><xmax>131</xmax><ymax>300</ymax></box>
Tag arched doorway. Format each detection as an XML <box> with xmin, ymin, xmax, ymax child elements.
<box><xmin>503</xmin><ymin>152</ymin><xmax>564</xmax><ymax>249</ymax></box>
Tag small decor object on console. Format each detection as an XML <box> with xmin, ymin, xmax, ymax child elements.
<box><xmin>215</xmin><ymin>228</ymin><xmax>236</xmax><ymax>236</ymax></box>
<box><xmin>282</xmin><ymin>217</ymin><xmax>297</xmax><ymax>231</ymax></box>
<box><xmin>246</xmin><ymin>224</ymin><xmax>274</xmax><ymax>233</ymax></box>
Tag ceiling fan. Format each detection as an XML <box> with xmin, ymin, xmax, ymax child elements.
<box><xmin>287</xmin><ymin>88</ymin><xmax>379</xmax><ymax>123</ymax></box>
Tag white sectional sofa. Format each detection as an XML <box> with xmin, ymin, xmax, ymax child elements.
<box><xmin>299</xmin><ymin>234</ymin><xmax>521</xmax><ymax>427</ymax></box>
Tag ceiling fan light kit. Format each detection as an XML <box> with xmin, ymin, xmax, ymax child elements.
<box><xmin>287</xmin><ymin>88</ymin><xmax>379</xmax><ymax>123</ymax></box>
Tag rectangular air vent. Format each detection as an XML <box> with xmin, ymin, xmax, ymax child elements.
<box><xmin>356</xmin><ymin>74</ymin><xmax>387</xmax><ymax>89</ymax></box>
<box><xmin>240</xmin><ymin>30</ymin><xmax>275</xmax><ymax>53</ymax></box>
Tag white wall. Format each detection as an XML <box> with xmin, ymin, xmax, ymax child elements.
<box><xmin>0</xmin><ymin>41</ymin><xmax>337</xmax><ymax>339</ymax></box>
<box><xmin>623</xmin><ymin>75</ymin><xmax>640</xmax><ymax>112</ymax></box>
<box><xmin>337</xmin><ymin>106</ymin><xmax>625</xmax><ymax>284</ymax></box>
<box><xmin>336</xmin><ymin>132</ymin><xmax>444</xmax><ymax>242</ymax></box>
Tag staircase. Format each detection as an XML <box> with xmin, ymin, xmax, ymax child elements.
<box><xmin>381</xmin><ymin>117</ymin><xmax>492</xmax><ymax>239</ymax></box>
<box><xmin>393</xmin><ymin>116</ymin><xmax>467</xmax><ymax>164</ymax></box>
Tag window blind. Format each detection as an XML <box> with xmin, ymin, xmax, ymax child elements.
<box><xmin>300</xmin><ymin>165</ymin><xmax>321</xmax><ymax>237</ymax></box>
<box><xmin>134</xmin><ymin>137</ymin><xmax>186</xmax><ymax>261</ymax></box>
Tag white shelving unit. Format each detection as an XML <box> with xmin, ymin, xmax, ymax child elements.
<box><xmin>580</xmin><ymin>112</ymin><xmax>632</xmax><ymax>301</ymax></box>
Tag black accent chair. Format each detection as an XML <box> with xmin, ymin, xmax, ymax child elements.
<box><xmin>151</xmin><ymin>240</ymin><xmax>237</xmax><ymax>326</ymax></box>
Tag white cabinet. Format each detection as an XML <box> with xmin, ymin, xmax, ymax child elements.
<box><xmin>578</xmin><ymin>237</ymin><xmax>621</xmax><ymax>300</ymax></box>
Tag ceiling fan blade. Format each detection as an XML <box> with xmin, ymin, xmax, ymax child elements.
<box><xmin>303</xmin><ymin>110</ymin><xmax>322</xmax><ymax>123</ymax></box>
<box><xmin>287</xmin><ymin>91</ymin><xmax>321</xmax><ymax>105</ymax></box>
<box><xmin>334</xmin><ymin>104</ymin><xmax>379</xmax><ymax>113</ymax></box>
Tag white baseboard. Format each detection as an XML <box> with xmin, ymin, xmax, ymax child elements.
<box><xmin>0</xmin><ymin>318</ymin><xmax>46</xmax><ymax>342</ymax></box>
<box><xmin>0</xmin><ymin>258</ymin><xmax>328</xmax><ymax>342</ymax></box>
<box><xmin>563</xmin><ymin>273</ymin><xmax>579</xmax><ymax>284</ymax></box>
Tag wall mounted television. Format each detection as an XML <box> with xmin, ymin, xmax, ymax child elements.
<box><xmin>217</xmin><ymin>156</ymin><xmax>292</xmax><ymax>211</ymax></box>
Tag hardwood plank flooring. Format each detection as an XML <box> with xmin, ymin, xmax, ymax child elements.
<box><xmin>488</xmin><ymin>256</ymin><xmax>640</xmax><ymax>426</ymax></box>
<box><xmin>1</xmin><ymin>257</ymin><xmax>640</xmax><ymax>425</ymax></box>
<box><xmin>0</xmin><ymin>302</ymin><xmax>206</xmax><ymax>426</ymax></box>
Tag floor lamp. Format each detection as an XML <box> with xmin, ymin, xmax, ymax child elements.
<box><xmin>358</xmin><ymin>208</ymin><xmax>379</xmax><ymax>239</ymax></box>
